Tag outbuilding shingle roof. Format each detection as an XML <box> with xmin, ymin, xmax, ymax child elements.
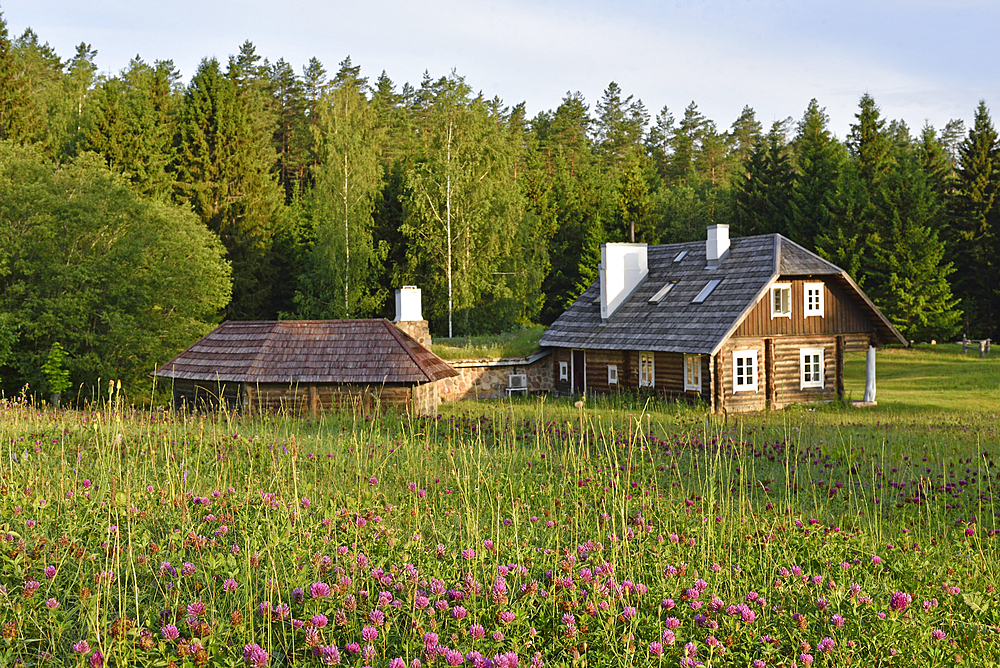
<box><xmin>155</xmin><ymin>319</ymin><xmax>458</xmax><ymax>385</ymax></box>
<box><xmin>539</xmin><ymin>234</ymin><xmax>905</xmax><ymax>354</ymax></box>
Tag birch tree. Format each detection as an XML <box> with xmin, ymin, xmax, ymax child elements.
<box><xmin>295</xmin><ymin>62</ymin><xmax>385</xmax><ymax>318</ymax></box>
<box><xmin>403</xmin><ymin>74</ymin><xmax>523</xmax><ymax>337</ymax></box>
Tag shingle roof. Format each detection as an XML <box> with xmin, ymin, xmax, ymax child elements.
<box><xmin>155</xmin><ymin>320</ymin><xmax>458</xmax><ymax>384</ymax></box>
<box><xmin>540</xmin><ymin>234</ymin><xmax>905</xmax><ymax>354</ymax></box>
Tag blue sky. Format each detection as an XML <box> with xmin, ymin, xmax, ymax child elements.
<box><xmin>3</xmin><ymin>0</ymin><xmax>997</xmax><ymax>139</ymax></box>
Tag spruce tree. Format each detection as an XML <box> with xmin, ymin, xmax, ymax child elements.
<box><xmin>0</xmin><ymin>13</ymin><xmax>38</xmax><ymax>143</ymax></box>
<box><xmin>949</xmin><ymin>100</ymin><xmax>999</xmax><ymax>338</ymax></box>
<box><xmin>82</xmin><ymin>58</ymin><xmax>178</xmax><ymax>199</ymax></box>
<box><xmin>525</xmin><ymin>93</ymin><xmax>609</xmax><ymax>324</ymax></box>
<box><xmin>790</xmin><ymin>99</ymin><xmax>845</xmax><ymax>250</ymax></box>
<box><xmin>173</xmin><ymin>57</ymin><xmax>283</xmax><ymax>320</ymax></box>
<box><xmin>732</xmin><ymin>121</ymin><xmax>795</xmax><ymax>238</ymax></box>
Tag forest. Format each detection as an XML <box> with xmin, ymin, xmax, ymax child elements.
<box><xmin>1</xmin><ymin>11</ymin><xmax>998</xmax><ymax>394</ymax></box>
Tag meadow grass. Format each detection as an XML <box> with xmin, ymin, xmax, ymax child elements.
<box><xmin>0</xmin><ymin>346</ymin><xmax>998</xmax><ymax>667</ymax></box>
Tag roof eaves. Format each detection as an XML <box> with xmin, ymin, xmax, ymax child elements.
<box><xmin>836</xmin><ymin>271</ymin><xmax>908</xmax><ymax>346</ymax></box>
<box><xmin>382</xmin><ymin>319</ymin><xmax>454</xmax><ymax>381</ymax></box>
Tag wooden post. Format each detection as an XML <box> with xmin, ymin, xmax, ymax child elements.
<box><xmin>988</xmin><ymin>339</ymin><xmax>992</xmax><ymax>355</ymax></box>
<box><xmin>835</xmin><ymin>335</ymin><xmax>845</xmax><ymax>401</ymax></box>
<box><xmin>981</xmin><ymin>340</ymin><xmax>987</xmax><ymax>359</ymax></box>
<box><xmin>309</xmin><ymin>385</ymin><xmax>319</xmax><ymax>419</ymax></box>
<box><xmin>714</xmin><ymin>353</ymin><xmax>725</xmax><ymax>414</ymax></box>
<box><xmin>764</xmin><ymin>338</ymin><xmax>775</xmax><ymax>411</ymax></box>
<box><xmin>963</xmin><ymin>335</ymin><xmax>968</xmax><ymax>355</ymax></box>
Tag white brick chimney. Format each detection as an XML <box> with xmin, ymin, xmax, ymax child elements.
<box><xmin>392</xmin><ymin>286</ymin><xmax>431</xmax><ymax>346</ymax></box>
<box><xmin>394</xmin><ymin>286</ymin><xmax>422</xmax><ymax>322</ymax></box>
<box><xmin>600</xmin><ymin>243</ymin><xmax>648</xmax><ymax>320</ymax></box>
<box><xmin>706</xmin><ymin>224</ymin><xmax>730</xmax><ymax>268</ymax></box>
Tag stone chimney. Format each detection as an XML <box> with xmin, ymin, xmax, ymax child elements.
<box><xmin>599</xmin><ymin>243</ymin><xmax>648</xmax><ymax>321</ymax></box>
<box><xmin>393</xmin><ymin>286</ymin><xmax>431</xmax><ymax>347</ymax></box>
<box><xmin>706</xmin><ymin>224</ymin><xmax>730</xmax><ymax>268</ymax></box>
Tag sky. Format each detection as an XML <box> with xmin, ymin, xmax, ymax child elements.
<box><xmin>2</xmin><ymin>0</ymin><xmax>998</xmax><ymax>140</ymax></box>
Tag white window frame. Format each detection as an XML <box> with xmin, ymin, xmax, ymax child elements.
<box><xmin>804</xmin><ymin>282</ymin><xmax>825</xmax><ymax>317</ymax></box>
<box><xmin>771</xmin><ymin>283</ymin><xmax>791</xmax><ymax>318</ymax></box>
<box><xmin>800</xmin><ymin>348</ymin><xmax>825</xmax><ymax>389</ymax></box>
<box><xmin>608</xmin><ymin>364</ymin><xmax>618</xmax><ymax>385</ymax></box>
<box><xmin>733</xmin><ymin>350</ymin><xmax>758</xmax><ymax>392</ymax></box>
<box><xmin>559</xmin><ymin>361</ymin><xmax>569</xmax><ymax>382</ymax></box>
<box><xmin>684</xmin><ymin>355</ymin><xmax>701</xmax><ymax>392</ymax></box>
<box><xmin>639</xmin><ymin>353</ymin><xmax>655</xmax><ymax>388</ymax></box>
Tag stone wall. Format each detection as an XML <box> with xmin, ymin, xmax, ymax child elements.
<box><xmin>438</xmin><ymin>353</ymin><xmax>553</xmax><ymax>402</ymax></box>
<box><xmin>392</xmin><ymin>320</ymin><xmax>431</xmax><ymax>347</ymax></box>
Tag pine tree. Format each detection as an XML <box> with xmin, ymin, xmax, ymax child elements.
<box><xmin>270</xmin><ymin>58</ymin><xmax>309</xmax><ymax>202</ymax></box>
<box><xmin>668</xmin><ymin>102</ymin><xmax>706</xmax><ymax>186</ymax></box>
<box><xmin>594</xmin><ymin>82</ymin><xmax>648</xmax><ymax>168</ymax></box>
<box><xmin>949</xmin><ymin>100</ymin><xmax>999</xmax><ymax>338</ymax></box>
<box><xmin>727</xmin><ymin>105</ymin><xmax>762</xmax><ymax>172</ymax></box>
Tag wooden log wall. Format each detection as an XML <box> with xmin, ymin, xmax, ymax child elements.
<box><xmin>172</xmin><ymin>379</ymin><xmax>242</xmax><ymax>411</ymax></box>
<box><xmin>584</xmin><ymin>350</ymin><xmax>625</xmax><ymax>394</ymax></box>
<box><xmin>242</xmin><ymin>382</ymin><xmax>419</xmax><ymax>416</ymax></box>
<box><xmin>719</xmin><ymin>335</ymin><xmax>843</xmax><ymax>413</ymax></box>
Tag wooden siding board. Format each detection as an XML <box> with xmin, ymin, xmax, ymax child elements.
<box><xmin>732</xmin><ymin>279</ymin><xmax>874</xmax><ymax>339</ymax></box>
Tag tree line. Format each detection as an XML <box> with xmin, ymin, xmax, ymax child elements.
<box><xmin>1</xmin><ymin>12</ymin><xmax>998</xmax><ymax>394</ymax></box>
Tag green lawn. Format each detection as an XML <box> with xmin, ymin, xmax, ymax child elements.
<box><xmin>430</xmin><ymin>325</ymin><xmax>545</xmax><ymax>360</ymax></box>
<box><xmin>843</xmin><ymin>343</ymin><xmax>1000</xmax><ymax>414</ymax></box>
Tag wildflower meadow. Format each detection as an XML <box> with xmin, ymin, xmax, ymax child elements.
<box><xmin>0</xmin><ymin>385</ymin><xmax>998</xmax><ymax>667</ymax></box>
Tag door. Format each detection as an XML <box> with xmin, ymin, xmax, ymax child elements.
<box><xmin>572</xmin><ymin>349</ymin><xmax>586</xmax><ymax>394</ymax></box>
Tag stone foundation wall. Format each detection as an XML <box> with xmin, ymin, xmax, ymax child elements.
<box><xmin>438</xmin><ymin>354</ymin><xmax>553</xmax><ymax>402</ymax></box>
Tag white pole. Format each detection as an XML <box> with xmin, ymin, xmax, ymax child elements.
<box><xmin>863</xmin><ymin>345</ymin><xmax>877</xmax><ymax>403</ymax></box>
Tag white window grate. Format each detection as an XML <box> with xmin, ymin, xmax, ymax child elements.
<box><xmin>804</xmin><ymin>283</ymin><xmax>824</xmax><ymax>317</ymax></box>
<box><xmin>800</xmin><ymin>348</ymin><xmax>824</xmax><ymax>389</ymax></box>
<box><xmin>733</xmin><ymin>350</ymin><xmax>758</xmax><ymax>392</ymax></box>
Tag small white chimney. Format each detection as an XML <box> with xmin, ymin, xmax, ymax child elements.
<box><xmin>394</xmin><ymin>286</ymin><xmax>422</xmax><ymax>322</ymax></box>
<box><xmin>600</xmin><ymin>243</ymin><xmax>648</xmax><ymax>320</ymax></box>
<box><xmin>706</xmin><ymin>224</ymin><xmax>730</xmax><ymax>268</ymax></box>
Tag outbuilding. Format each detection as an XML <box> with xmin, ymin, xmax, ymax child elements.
<box><xmin>540</xmin><ymin>225</ymin><xmax>906</xmax><ymax>412</ymax></box>
<box><xmin>154</xmin><ymin>318</ymin><xmax>458</xmax><ymax>415</ymax></box>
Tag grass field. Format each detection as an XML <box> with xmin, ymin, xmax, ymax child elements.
<box><xmin>0</xmin><ymin>345</ymin><xmax>997</xmax><ymax>667</ymax></box>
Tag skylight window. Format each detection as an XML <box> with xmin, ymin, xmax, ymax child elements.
<box><xmin>692</xmin><ymin>279</ymin><xmax>721</xmax><ymax>303</ymax></box>
<box><xmin>673</xmin><ymin>250</ymin><xmax>688</xmax><ymax>263</ymax></box>
<box><xmin>649</xmin><ymin>281</ymin><xmax>677</xmax><ymax>304</ymax></box>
